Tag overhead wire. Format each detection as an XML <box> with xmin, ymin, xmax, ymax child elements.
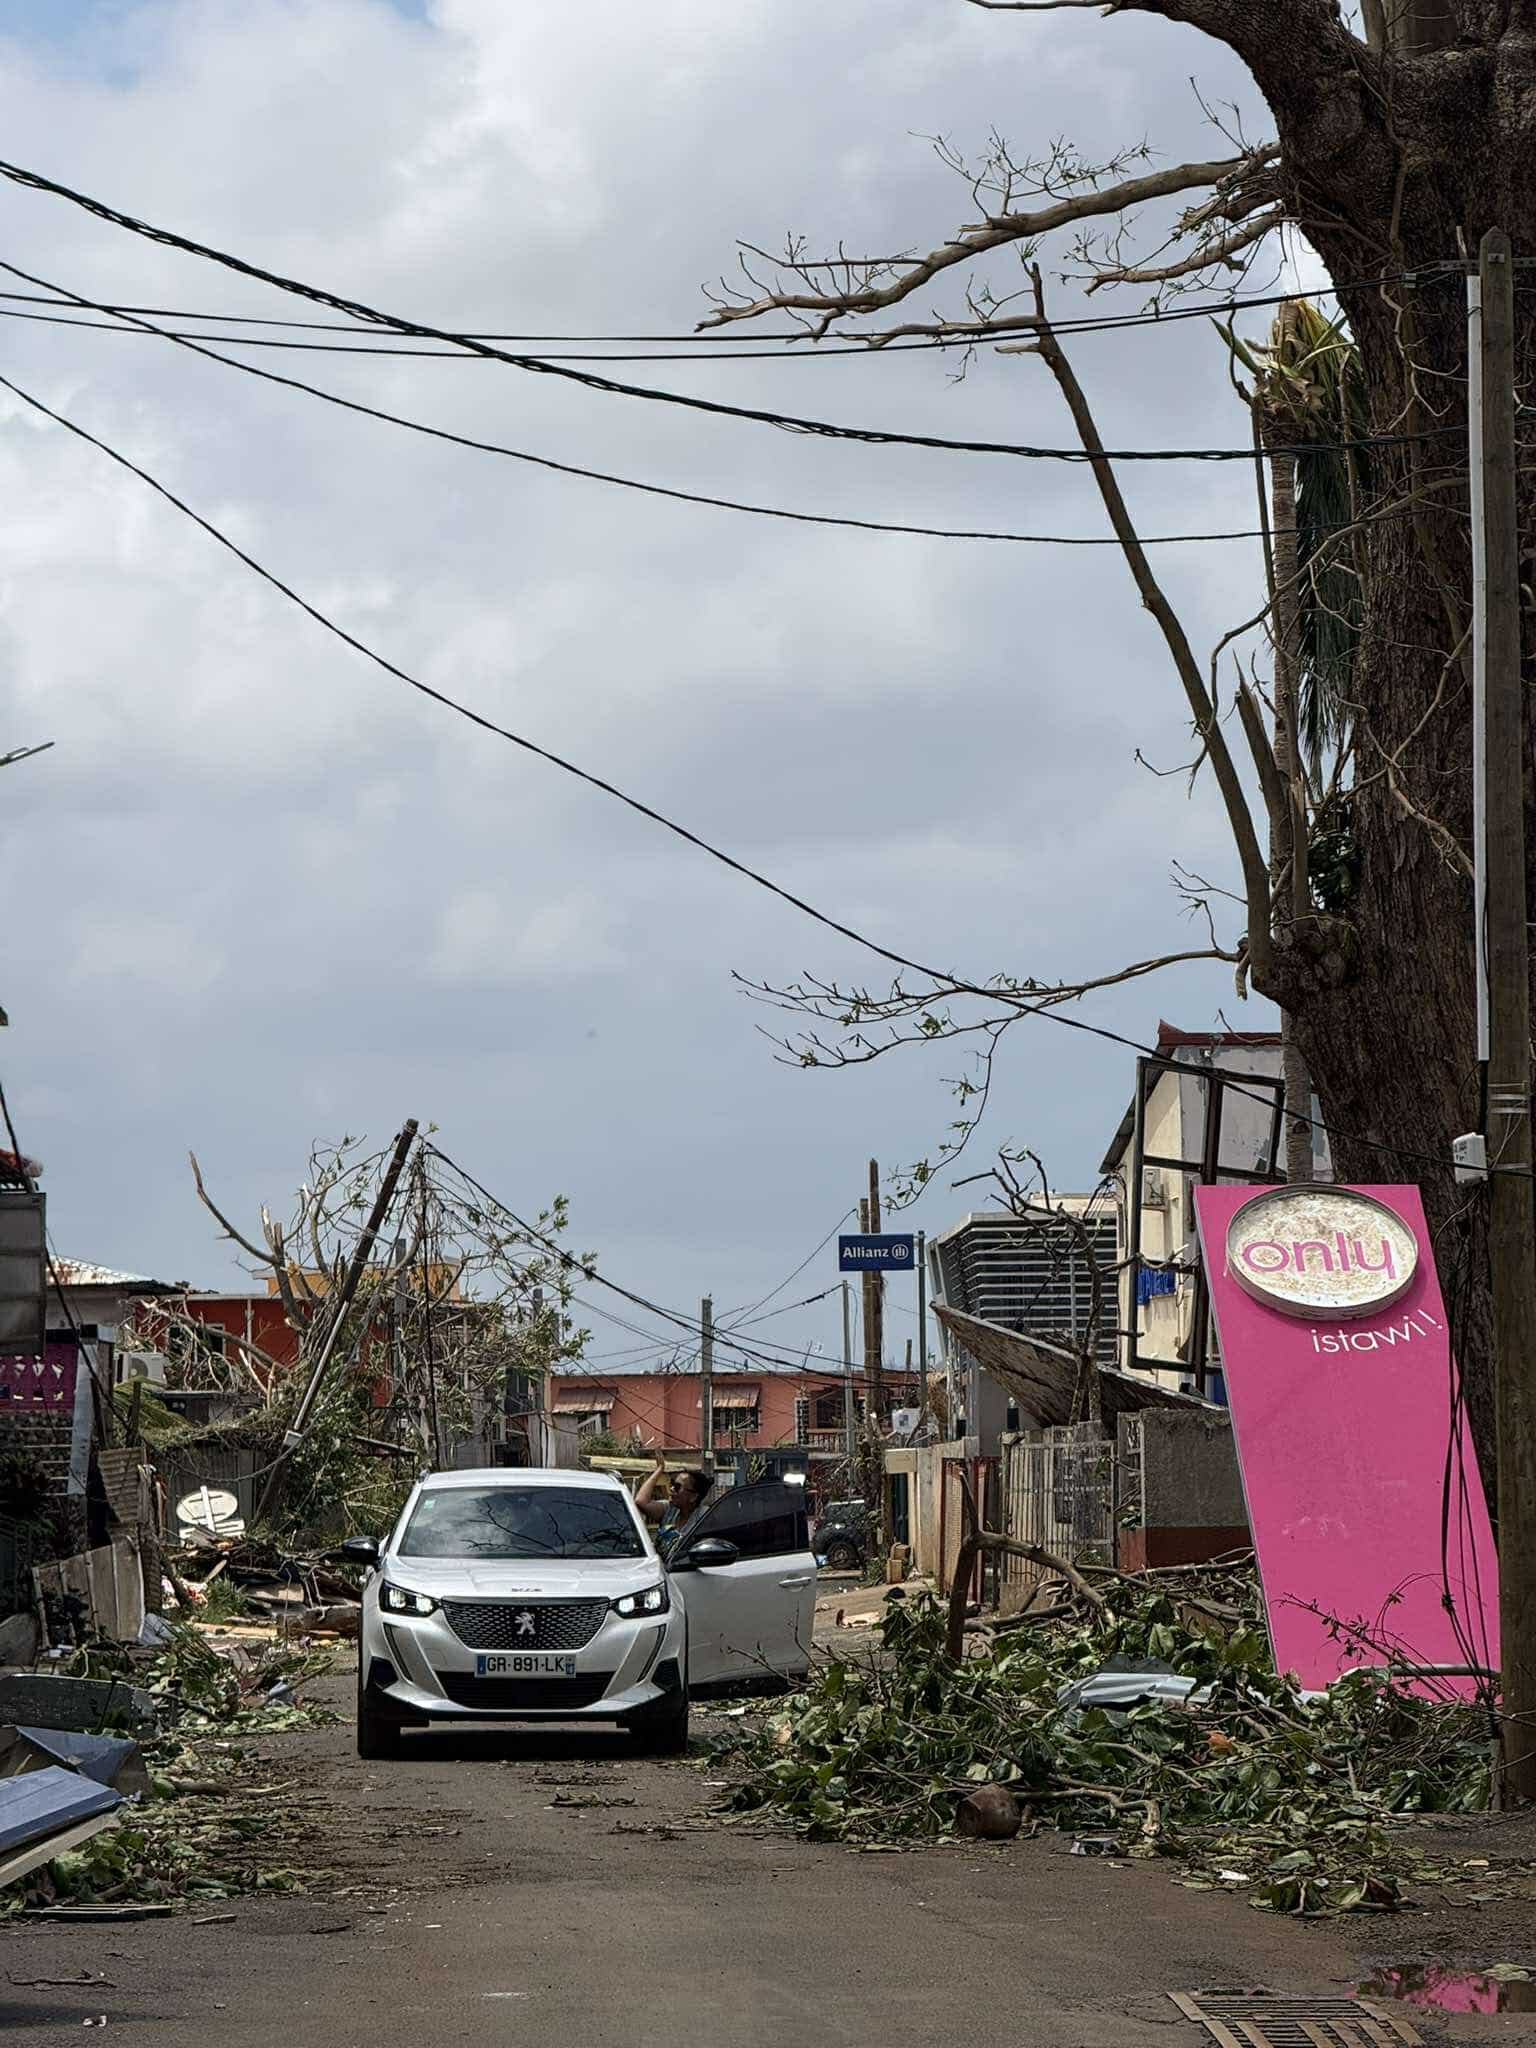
<box><xmin>0</xmin><ymin>260</ymin><xmax>1465</xmax><ymax>352</ymax></box>
<box><xmin>427</xmin><ymin>1144</ymin><xmax>873</xmax><ymax>1386</ymax></box>
<box><xmin>0</xmin><ymin>185</ymin><xmax>1506</xmax><ymax>1183</ymax></box>
<box><xmin>717</xmin><ymin>1209</ymin><xmax>855</xmax><ymax>1323</ymax></box>
<box><xmin>0</xmin><ymin>361</ymin><xmax>1505</xmax><ymax>1187</ymax></box>
<box><xmin>0</xmin><ymin>260</ymin><xmax>1327</xmax><ymax>552</ymax></box>
<box><xmin>0</xmin><ymin>160</ymin><xmax>1462</xmax><ymax>466</ymax></box>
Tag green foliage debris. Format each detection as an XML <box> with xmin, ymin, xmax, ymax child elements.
<box><xmin>1</xmin><ymin>1622</ymin><xmax>337</xmax><ymax>1915</ymax></box>
<box><xmin>722</xmin><ymin>1573</ymin><xmax>1496</xmax><ymax>1916</ymax></box>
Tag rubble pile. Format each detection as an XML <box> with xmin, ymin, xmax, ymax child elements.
<box><xmin>1</xmin><ymin>1620</ymin><xmax>336</xmax><ymax>1914</ymax></box>
<box><xmin>723</xmin><ymin>1566</ymin><xmax>1500</xmax><ymax>1916</ymax></box>
<box><xmin>168</xmin><ymin>1536</ymin><xmax>363</xmax><ymax>1640</ymax></box>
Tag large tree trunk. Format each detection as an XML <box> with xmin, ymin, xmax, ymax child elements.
<box><xmin>1239</xmin><ymin>20</ymin><xmax>1536</xmax><ymax>1505</ymax></box>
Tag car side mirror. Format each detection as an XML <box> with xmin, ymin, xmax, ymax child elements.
<box><xmin>340</xmin><ymin>1535</ymin><xmax>381</xmax><ymax>1567</ymax></box>
<box><xmin>672</xmin><ymin>1536</ymin><xmax>740</xmax><ymax>1571</ymax></box>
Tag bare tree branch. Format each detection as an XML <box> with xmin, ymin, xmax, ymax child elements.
<box><xmin>698</xmin><ymin>151</ymin><xmax>1273</xmax><ymax>335</ymax></box>
<box><xmin>189</xmin><ymin>1151</ymin><xmax>283</xmax><ymax>1274</ymax></box>
<box><xmin>1083</xmin><ymin>209</ymin><xmax>1281</xmax><ymax>292</ymax></box>
<box><xmin>1020</xmin><ymin>273</ymin><xmax>1274</xmax><ymax>984</ymax></box>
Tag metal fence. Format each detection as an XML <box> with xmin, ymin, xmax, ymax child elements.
<box><xmin>0</xmin><ymin>1513</ymin><xmax>40</xmax><ymax>1618</ymax></box>
<box><xmin>999</xmin><ymin>1424</ymin><xmax>1115</xmax><ymax>1603</ymax></box>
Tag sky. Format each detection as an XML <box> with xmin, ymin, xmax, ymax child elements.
<box><xmin>0</xmin><ymin>0</ymin><xmax>1302</xmax><ymax>1376</ymax></box>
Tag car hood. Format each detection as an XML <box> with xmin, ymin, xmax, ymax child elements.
<box><xmin>379</xmin><ymin>1556</ymin><xmax>660</xmax><ymax>1600</ymax></box>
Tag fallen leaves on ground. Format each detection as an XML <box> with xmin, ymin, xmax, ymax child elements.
<box><xmin>718</xmin><ymin>1572</ymin><xmax>1506</xmax><ymax>1917</ymax></box>
<box><xmin>2</xmin><ymin>1622</ymin><xmax>337</xmax><ymax>1915</ymax></box>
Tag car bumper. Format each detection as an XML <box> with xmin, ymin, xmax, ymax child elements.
<box><xmin>362</xmin><ymin>1605</ymin><xmax>682</xmax><ymax>1720</ymax></box>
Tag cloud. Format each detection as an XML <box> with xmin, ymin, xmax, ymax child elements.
<box><xmin>0</xmin><ymin>0</ymin><xmax>1273</xmax><ymax>1339</ymax></box>
<box><xmin>431</xmin><ymin>887</ymin><xmax>620</xmax><ymax>985</ymax></box>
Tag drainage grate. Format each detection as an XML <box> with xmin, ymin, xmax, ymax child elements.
<box><xmin>1170</xmin><ymin>1991</ymin><xmax>1424</xmax><ymax>2047</ymax></box>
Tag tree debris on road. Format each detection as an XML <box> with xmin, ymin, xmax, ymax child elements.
<box><xmin>721</xmin><ymin>1567</ymin><xmax>1509</xmax><ymax>1916</ymax></box>
<box><xmin>1</xmin><ymin>1620</ymin><xmax>336</xmax><ymax>1916</ymax></box>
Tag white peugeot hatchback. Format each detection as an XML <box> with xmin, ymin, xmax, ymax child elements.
<box><xmin>345</xmin><ymin>1467</ymin><xmax>817</xmax><ymax>1756</ymax></box>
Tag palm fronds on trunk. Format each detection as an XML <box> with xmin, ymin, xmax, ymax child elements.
<box><xmin>1219</xmin><ymin>301</ymin><xmax>1365</xmax><ymax>787</ymax></box>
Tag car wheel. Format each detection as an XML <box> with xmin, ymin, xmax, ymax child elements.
<box><xmin>823</xmin><ymin>1540</ymin><xmax>860</xmax><ymax>1571</ymax></box>
<box><xmin>356</xmin><ymin>1660</ymin><xmax>405</xmax><ymax>1759</ymax></box>
<box><xmin>628</xmin><ymin>1686</ymin><xmax>690</xmax><ymax>1756</ymax></box>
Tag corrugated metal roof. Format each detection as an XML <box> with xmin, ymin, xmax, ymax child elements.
<box><xmin>934</xmin><ymin>1304</ymin><xmax>1214</xmax><ymax>1428</ymax></box>
<box><xmin>51</xmin><ymin>1259</ymin><xmax>181</xmax><ymax>1292</ymax></box>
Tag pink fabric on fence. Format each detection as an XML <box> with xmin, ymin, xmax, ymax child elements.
<box><xmin>1193</xmin><ymin>1183</ymin><xmax>1498</xmax><ymax>1694</ymax></box>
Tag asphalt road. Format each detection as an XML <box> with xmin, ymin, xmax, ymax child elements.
<box><xmin>0</xmin><ymin>1656</ymin><xmax>1518</xmax><ymax>2047</ymax></box>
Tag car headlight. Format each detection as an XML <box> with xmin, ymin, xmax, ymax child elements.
<box><xmin>612</xmin><ymin>1582</ymin><xmax>669</xmax><ymax>1618</ymax></box>
<box><xmin>381</xmin><ymin>1583</ymin><xmax>438</xmax><ymax>1616</ymax></box>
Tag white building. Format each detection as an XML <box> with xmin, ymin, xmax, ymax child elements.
<box><xmin>1099</xmin><ymin>1022</ymin><xmax>1330</xmax><ymax>1386</ymax></box>
<box><xmin>927</xmin><ymin>1195</ymin><xmax>1117</xmax><ymax>1445</ymax></box>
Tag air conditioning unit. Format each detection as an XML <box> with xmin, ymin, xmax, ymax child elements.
<box><xmin>1141</xmin><ymin>1169</ymin><xmax>1167</xmax><ymax>1208</ymax></box>
<box><xmin>118</xmin><ymin>1350</ymin><xmax>166</xmax><ymax>1385</ymax></box>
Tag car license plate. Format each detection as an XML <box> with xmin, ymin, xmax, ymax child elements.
<box><xmin>475</xmin><ymin>1653</ymin><xmax>577</xmax><ymax>1676</ymax></box>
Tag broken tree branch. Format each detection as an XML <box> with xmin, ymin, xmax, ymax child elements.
<box><xmin>1022</xmin><ymin>273</ymin><xmax>1273</xmax><ymax>986</ymax></box>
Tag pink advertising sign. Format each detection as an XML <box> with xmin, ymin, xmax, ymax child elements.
<box><xmin>1194</xmin><ymin>1183</ymin><xmax>1498</xmax><ymax>1694</ymax></box>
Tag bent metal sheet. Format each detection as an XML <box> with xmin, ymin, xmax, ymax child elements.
<box><xmin>1193</xmin><ymin>1182</ymin><xmax>1498</xmax><ymax>1696</ymax></box>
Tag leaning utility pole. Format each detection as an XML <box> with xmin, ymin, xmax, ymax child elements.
<box><xmin>254</xmin><ymin>1117</ymin><xmax>419</xmax><ymax>1525</ymax></box>
<box><xmin>1476</xmin><ymin>228</ymin><xmax>1536</xmax><ymax>1803</ymax></box>
<box><xmin>699</xmin><ymin>1294</ymin><xmax>714</xmax><ymax>1465</ymax></box>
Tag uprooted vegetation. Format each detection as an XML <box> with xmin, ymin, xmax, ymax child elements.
<box><xmin>721</xmin><ymin>1569</ymin><xmax>1512</xmax><ymax>1916</ymax></box>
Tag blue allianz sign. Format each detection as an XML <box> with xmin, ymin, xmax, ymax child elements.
<box><xmin>839</xmin><ymin>1233</ymin><xmax>916</xmax><ymax>1272</ymax></box>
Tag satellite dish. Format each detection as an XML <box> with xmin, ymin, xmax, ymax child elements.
<box><xmin>176</xmin><ymin>1485</ymin><xmax>243</xmax><ymax>1539</ymax></box>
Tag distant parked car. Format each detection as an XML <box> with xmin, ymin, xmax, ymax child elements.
<box><xmin>814</xmin><ymin>1498</ymin><xmax>872</xmax><ymax>1572</ymax></box>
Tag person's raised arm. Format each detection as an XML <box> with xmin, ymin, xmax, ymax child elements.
<box><xmin>634</xmin><ymin>1450</ymin><xmax>669</xmax><ymax>1524</ymax></box>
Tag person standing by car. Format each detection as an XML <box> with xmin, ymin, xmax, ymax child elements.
<box><xmin>635</xmin><ymin>1453</ymin><xmax>712</xmax><ymax>1557</ymax></box>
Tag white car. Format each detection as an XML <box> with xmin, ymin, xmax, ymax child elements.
<box><xmin>343</xmin><ymin>1466</ymin><xmax>818</xmax><ymax>1756</ymax></box>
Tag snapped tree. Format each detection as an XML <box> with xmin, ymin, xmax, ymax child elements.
<box><xmin>710</xmin><ymin>0</ymin><xmax>1525</xmax><ymax>1503</ymax></box>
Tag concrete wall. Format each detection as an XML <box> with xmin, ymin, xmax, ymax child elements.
<box><xmin>1118</xmin><ymin>1408</ymin><xmax>1248</xmax><ymax>1570</ymax></box>
<box><xmin>884</xmin><ymin>1438</ymin><xmax>971</xmax><ymax>1584</ymax></box>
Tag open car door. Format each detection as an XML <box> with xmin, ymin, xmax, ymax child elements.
<box><xmin>668</xmin><ymin>1480</ymin><xmax>817</xmax><ymax>1689</ymax></box>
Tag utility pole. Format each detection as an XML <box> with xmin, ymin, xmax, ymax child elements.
<box><xmin>254</xmin><ymin>1117</ymin><xmax>419</xmax><ymax>1524</ymax></box>
<box><xmin>700</xmin><ymin>1295</ymin><xmax>714</xmax><ymax>1466</ymax></box>
<box><xmin>865</xmin><ymin>1161</ymin><xmax>885</xmax><ymax>1430</ymax></box>
<box><xmin>529</xmin><ymin>1286</ymin><xmax>547</xmax><ymax>1464</ymax></box>
<box><xmin>840</xmin><ymin>1279</ymin><xmax>855</xmax><ymax>1464</ymax></box>
<box><xmin>1476</xmin><ymin>227</ymin><xmax>1536</xmax><ymax>1804</ymax></box>
<box><xmin>419</xmin><ymin>1167</ymin><xmax>443</xmax><ymax>1468</ymax></box>
<box><xmin>916</xmin><ymin>1229</ymin><xmax>928</xmax><ymax>1427</ymax></box>
<box><xmin>865</xmin><ymin>1159</ymin><xmax>888</xmax><ymax>1549</ymax></box>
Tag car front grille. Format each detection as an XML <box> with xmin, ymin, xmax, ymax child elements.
<box><xmin>440</xmin><ymin>1598</ymin><xmax>609</xmax><ymax>1652</ymax></box>
<box><xmin>435</xmin><ymin>1671</ymin><xmax>615</xmax><ymax>1712</ymax></box>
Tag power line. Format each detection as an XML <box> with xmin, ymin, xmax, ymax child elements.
<box><xmin>2</xmin><ymin>361</ymin><xmax>1499</xmax><ymax>1186</ymax></box>
<box><xmin>0</xmin><ymin>371</ymin><xmax>1505</xmax><ymax>1187</ymax></box>
<box><xmin>0</xmin><ymin>160</ymin><xmax>1459</xmax><ymax>465</ymax></box>
<box><xmin>427</xmin><ymin>1145</ymin><xmax>870</xmax><ymax>1384</ymax></box>
<box><xmin>718</xmin><ymin>1209</ymin><xmax>856</xmax><ymax>1322</ymax></box>
<box><xmin>0</xmin><ymin>263</ymin><xmax>1460</xmax><ymax>353</ymax></box>
<box><xmin>0</xmin><ymin>261</ymin><xmax>1326</xmax><ymax>552</ymax></box>
<box><xmin>728</xmin><ymin>1284</ymin><xmax>843</xmax><ymax>1330</ymax></box>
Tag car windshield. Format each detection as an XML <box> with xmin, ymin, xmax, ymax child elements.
<box><xmin>398</xmin><ymin>1487</ymin><xmax>645</xmax><ymax>1560</ymax></box>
